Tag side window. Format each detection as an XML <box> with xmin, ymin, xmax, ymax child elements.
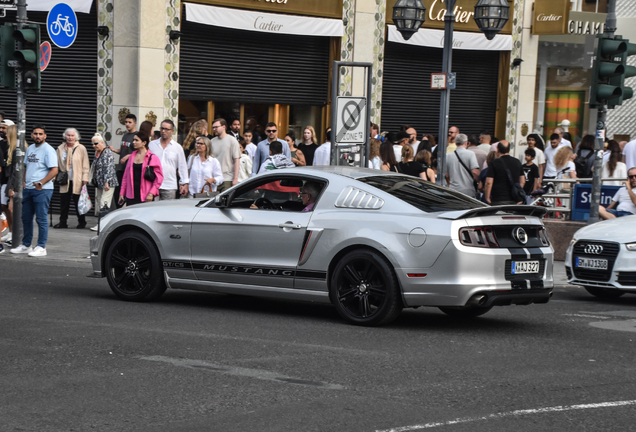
<box><xmin>228</xmin><ymin>177</ymin><xmax>325</xmax><ymax>212</ymax></box>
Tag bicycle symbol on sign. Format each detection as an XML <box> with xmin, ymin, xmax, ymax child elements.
<box><xmin>49</xmin><ymin>14</ymin><xmax>75</xmax><ymax>38</ymax></box>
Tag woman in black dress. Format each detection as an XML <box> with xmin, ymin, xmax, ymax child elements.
<box><xmin>380</xmin><ymin>141</ymin><xmax>399</xmax><ymax>173</ymax></box>
<box><xmin>397</xmin><ymin>145</ymin><xmax>428</xmax><ymax>180</ymax></box>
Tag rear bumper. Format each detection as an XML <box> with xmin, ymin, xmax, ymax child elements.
<box><xmin>480</xmin><ymin>288</ymin><xmax>552</xmax><ymax>307</ymax></box>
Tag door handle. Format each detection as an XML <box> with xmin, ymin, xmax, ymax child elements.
<box><xmin>279</xmin><ymin>222</ymin><xmax>302</xmax><ymax>229</ymax></box>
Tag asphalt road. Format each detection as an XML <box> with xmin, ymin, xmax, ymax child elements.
<box><xmin>2</xmin><ymin>259</ymin><xmax>636</xmax><ymax>432</ymax></box>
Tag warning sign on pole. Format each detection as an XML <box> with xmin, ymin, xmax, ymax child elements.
<box><xmin>334</xmin><ymin>97</ymin><xmax>367</xmax><ymax>145</ymax></box>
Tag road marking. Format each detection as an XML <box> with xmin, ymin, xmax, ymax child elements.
<box><xmin>375</xmin><ymin>400</ymin><xmax>636</xmax><ymax>432</ymax></box>
<box><xmin>563</xmin><ymin>313</ymin><xmax>612</xmax><ymax>319</ymax></box>
<box><xmin>139</xmin><ymin>355</ymin><xmax>345</xmax><ymax>390</ymax></box>
<box><xmin>590</xmin><ymin>320</ymin><xmax>636</xmax><ymax>333</ymax></box>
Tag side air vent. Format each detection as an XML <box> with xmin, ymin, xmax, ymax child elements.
<box><xmin>335</xmin><ymin>187</ymin><xmax>384</xmax><ymax>210</ymax></box>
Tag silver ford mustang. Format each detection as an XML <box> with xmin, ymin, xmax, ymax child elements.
<box><xmin>90</xmin><ymin>166</ymin><xmax>554</xmax><ymax>326</ymax></box>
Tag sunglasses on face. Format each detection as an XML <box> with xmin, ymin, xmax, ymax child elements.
<box><xmin>266</xmin><ymin>129</ymin><xmax>277</xmax><ymax>133</ymax></box>
<box><xmin>195</xmin><ymin>142</ymin><xmax>205</xmax><ymax>145</ymax></box>
<box><xmin>160</xmin><ymin>127</ymin><xmax>172</xmax><ymax>131</ymax></box>
<box><xmin>629</xmin><ymin>175</ymin><xmax>636</xmax><ymax>179</ymax></box>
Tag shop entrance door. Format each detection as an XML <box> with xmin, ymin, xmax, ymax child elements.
<box><xmin>544</xmin><ymin>91</ymin><xmax>584</xmax><ymax>141</ymax></box>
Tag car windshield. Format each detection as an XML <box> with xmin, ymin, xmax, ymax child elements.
<box><xmin>357</xmin><ymin>176</ymin><xmax>486</xmax><ymax>213</ymax></box>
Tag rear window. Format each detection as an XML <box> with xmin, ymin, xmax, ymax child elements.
<box><xmin>357</xmin><ymin>176</ymin><xmax>486</xmax><ymax>213</ymax></box>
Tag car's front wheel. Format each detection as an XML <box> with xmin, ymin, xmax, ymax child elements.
<box><xmin>438</xmin><ymin>306</ymin><xmax>493</xmax><ymax>318</ymax></box>
<box><xmin>104</xmin><ymin>231</ymin><xmax>166</xmax><ymax>301</ymax></box>
<box><xmin>584</xmin><ymin>286</ymin><xmax>625</xmax><ymax>299</ymax></box>
<box><xmin>330</xmin><ymin>249</ymin><xmax>402</xmax><ymax>326</ymax></box>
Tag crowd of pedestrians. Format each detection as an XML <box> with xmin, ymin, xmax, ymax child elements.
<box><xmin>1</xmin><ymin>109</ymin><xmax>635</xmax><ymax>256</ymax></box>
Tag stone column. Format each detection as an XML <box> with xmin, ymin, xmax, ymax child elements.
<box><xmin>100</xmin><ymin>0</ymin><xmax>177</xmax><ymax>151</ymax></box>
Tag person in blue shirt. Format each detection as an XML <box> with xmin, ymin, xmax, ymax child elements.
<box><xmin>10</xmin><ymin>124</ymin><xmax>58</xmax><ymax>257</ymax></box>
<box><xmin>251</xmin><ymin>122</ymin><xmax>291</xmax><ymax>176</ymax></box>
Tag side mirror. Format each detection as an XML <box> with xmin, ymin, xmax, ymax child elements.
<box><xmin>215</xmin><ymin>194</ymin><xmax>229</xmax><ymax>208</ymax></box>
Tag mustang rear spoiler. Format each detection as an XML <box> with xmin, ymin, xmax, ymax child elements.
<box><xmin>437</xmin><ymin>205</ymin><xmax>548</xmax><ymax>220</ymax></box>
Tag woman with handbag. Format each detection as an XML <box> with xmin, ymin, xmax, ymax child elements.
<box><xmin>118</xmin><ymin>132</ymin><xmax>163</xmax><ymax>206</ymax></box>
<box><xmin>187</xmin><ymin>136</ymin><xmax>223</xmax><ymax>198</ymax></box>
<box><xmin>89</xmin><ymin>133</ymin><xmax>118</xmax><ymax>231</ymax></box>
<box><xmin>55</xmin><ymin>128</ymin><xmax>90</xmax><ymax>229</ymax></box>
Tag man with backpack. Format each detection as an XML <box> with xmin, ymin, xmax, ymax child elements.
<box><xmin>484</xmin><ymin>142</ymin><xmax>525</xmax><ymax>206</ymax></box>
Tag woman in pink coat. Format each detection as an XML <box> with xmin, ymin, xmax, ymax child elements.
<box><xmin>118</xmin><ymin>131</ymin><xmax>163</xmax><ymax>206</ymax></box>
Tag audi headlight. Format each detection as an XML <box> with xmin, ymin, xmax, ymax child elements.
<box><xmin>627</xmin><ymin>242</ymin><xmax>636</xmax><ymax>251</ymax></box>
<box><xmin>570</xmin><ymin>237</ymin><xmax>578</xmax><ymax>247</ymax></box>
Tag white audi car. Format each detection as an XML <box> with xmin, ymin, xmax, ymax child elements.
<box><xmin>565</xmin><ymin>215</ymin><xmax>636</xmax><ymax>298</ymax></box>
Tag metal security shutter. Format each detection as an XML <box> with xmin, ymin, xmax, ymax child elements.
<box><xmin>180</xmin><ymin>19</ymin><xmax>330</xmax><ymax>105</ymax></box>
<box><xmin>381</xmin><ymin>41</ymin><xmax>500</xmax><ymax>139</ymax></box>
<box><xmin>0</xmin><ymin>6</ymin><xmax>98</xmax><ymax>214</ymax></box>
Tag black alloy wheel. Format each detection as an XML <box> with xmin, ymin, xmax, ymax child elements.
<box><xmin>584</xmin><ymin>286</ymin><xmax>625</xmax><ymax>299</ymax></box>
<box><xmin>330</xmin><ymin>249</ymin><xmax>402</xmax><ymax>326</ymax></box>
<box><xmin>438</xmin><ymin>305</ymin><xmax>493</xmax><ymax>318</ymax></box>
<box><xmin>105</xmin><ymin>231</ymin><xmax>166</xmax><ymax>301</ymax></box>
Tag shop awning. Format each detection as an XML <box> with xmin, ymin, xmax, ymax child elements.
<box><xmin>388</xmin><ymin>25</ymin><xmax>512</xmax><ymax>51</ymax></box>
<box><xmin>24</xmin><ymin>0</ymin><xmax>93</xmax><ymax>13</ymax></box>
<box><xmin>185</xmin><ymin>3</ymin><xmax>344</xmax><ymax>37</ymax></box>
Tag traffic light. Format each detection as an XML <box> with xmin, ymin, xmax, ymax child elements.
<box><xmin>608</xmin><ymin>37</ymin><xmax>636</xmax><ymax>109</ymax></box>
<box><xmin>13</xmin><ymin>24</ymin><xmax>40</xmax><ymax>92</ymax></box>
<box><xmin>590</xmin><ymin>36</ymin><xmax>626</xmax><ymax>107</ymax></box>
<box><xmin>0</xmin><ymin>23</ymin><xmax>16</xmax><ymax>89</ymax></box>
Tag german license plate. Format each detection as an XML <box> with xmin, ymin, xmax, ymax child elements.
<box><xmin>575</xmin><ymin>257</ymin><xmax>608</xmax><ymax>270</ymax></box>
<box><xmin>511</xmin><ymin>260</ymin><xmax>540</xmax><ymax>274</ymax></box>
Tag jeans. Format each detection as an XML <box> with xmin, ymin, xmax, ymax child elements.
<box><xmin>22</xmin><ymin>188</ymin><xmax>53</xmax><ymax>248</ymax></box>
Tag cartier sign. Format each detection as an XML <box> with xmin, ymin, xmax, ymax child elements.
<box><xmin>191</xmin><ymin>0</ymin><xmax>343</xmax><ymax>19</ymax></box>
<box><xmin>387</xmin><ymin>0</ymin><xmax>513</xmax><ymax>34</ymax></box>
<box><xmin>532</xmin><ymin>0</ymin><xmax>570</xmax><ymax>35</ymax></box>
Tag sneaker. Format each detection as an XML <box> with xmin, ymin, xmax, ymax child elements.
<box><xmin>90</xmin><ymin>225</ymin><xmax>98</xmax><ymax>231</ymax></box>
<box><xmin>2</xmin><ymin>231</ymin><xmax>12</xmax><ymax>242</ymax></box>
<box><xmin>0</xmin><ymin>244</ymin><xmax>4</xmax><ymax>254</ymax></box>
<box><xmin>11</xmin><ymin>245</ymin><xmax>33</xmax><ymax>254</ymax></box>
<box><xmin>5</xmin><ymin>239</ymin><xmax>12</xmax><ymax>247</ymax></box>
<box><xmin>28</xmin><ymin>246</ymin><xmax>47</xmax><ymax>257</ymax></box>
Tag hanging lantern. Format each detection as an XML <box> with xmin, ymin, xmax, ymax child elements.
<box><xmin>392</xmin><ymin>0</ymin><xmax>426</xmax><ymax>41</ymax></box>
<box><xmin>474</xmin><ymin>0</ymin><xmax>510</xmax><ymax>41</ymax></box>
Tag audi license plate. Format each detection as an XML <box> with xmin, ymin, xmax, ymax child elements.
<box><xmin>575</xmin><ymin>257</ymin><xmax>608</xmax><ymax>270</ymax></box>
<box><xmin>511</xmin><ymin>261</ymin><xmax>540</xmax><ymax>274</ymax></box>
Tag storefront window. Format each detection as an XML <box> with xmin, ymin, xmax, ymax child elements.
<box><xmin>579</xmin><ymin>0</ymin><xmax>608</xmax><ymax>13</ymax></box>
<box><xmin>544</xmin><ymin>91</ymin><xmax>584</xmax><ymax>140</ymax></box>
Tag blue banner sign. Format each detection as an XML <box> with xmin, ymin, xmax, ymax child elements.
<box><xmin>571</xmin><ymin>184</ymin><xmax>622</xmax><ymax>221</ymax></box>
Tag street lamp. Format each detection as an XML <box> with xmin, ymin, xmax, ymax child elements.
<box><xmin>474</xmin><ymin>0</ymin><xmax>511</xmax><ymax>41</ymax></box>
<box><xmin>393</xmin><ymin>0</ymin><xmax>509</xmax><ymax>186</ymax></box>
<box><xmin>392</xmin><ymin>0</ymin><xmax>427</xmax><ymax>41</ymax></box>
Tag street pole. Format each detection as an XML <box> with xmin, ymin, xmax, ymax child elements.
<box><xmin>436</xmin><ymin>0</ymin><xmax>456</xmax><ymax>186</ymax></box>
<box><xmin>11</xmin><ymin>0</ymin><xmax>27</xmax><ymax>243</ymax></box>
<box><xmin>588</xmin><ymin>0</ymin><xmax>616</xmax><ymax>225</ymax></box>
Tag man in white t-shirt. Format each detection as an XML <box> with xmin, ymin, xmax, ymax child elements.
<box><xmin>518</xmin><ymin>138</ymin><xmax>546</xmax><ymax>183</ymax></box>
<box><xmin>394</xmin><ymin>131</ymin><xmax>409</xmax><ymax>162</ymax></box>
<box><xmin>148</xmin><ymin>119</ymin><xmax>189</xmax><ymax>200</ymax></box>
<box><xmin>406</xmin><ymin>126</ymin><xmax>420</xmax><ymax>155</ymax></box>
<box><xmin>599</xmin><ymin>167</ymin><xmax>636</xmax><ymax>219</ymax></box>
<box><xmin>554</xmin><ymin>127</ymin><xmax>572</xmax><ymax>147</ymax></box>
<box><xmin>313</xmin><ymin>128</ymin><xmax>332</xmax><ymax>166</ymax></box>
<box><xmin>623</xmin><ymin>139</ymin><xmax>636</xmax><ymax>171</ymax></box>
<box><xmin>543</xmin><ymin>133</ymin><xmax>568</xmax><ymax>179</ymax></box>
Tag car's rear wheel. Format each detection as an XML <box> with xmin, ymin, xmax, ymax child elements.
<box><xmin>105</xmin><ymin>231</ymin><xmax>166</xmax><ymax>301</ymax></box>
<box><xmin>330</xmin><ymin>249</ymin><xmax>402</xmax><ymax>326</ymax></box>
<box><xmin>584</xmin><ymin>286</ymin><xmax>625</xmax><ymax>299</ymax></box>
<box><xmin>438</xmin><ymin>306</ymin><xmax>493</xmax><ymax>318</ymax></box>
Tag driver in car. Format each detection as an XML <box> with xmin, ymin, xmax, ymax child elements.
<box><xmin>301</xmin><ymin>181</ymin><xmax>320</xmax><ymax>212</ymax></box>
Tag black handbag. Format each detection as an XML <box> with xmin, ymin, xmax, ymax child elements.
<box><xmin>55</xmin><ymin>146</ymin><xmax>77</xmax><ymax>185</ymax></box>
<box><xmin>504</xmin><ymin>164</ymin><xmax>527</xmax><ymax>204</ymax></box>
<box><xmin>144</xmin><ymin>153</ymin><xmax>156</xmax><ymax>182</ymax></box>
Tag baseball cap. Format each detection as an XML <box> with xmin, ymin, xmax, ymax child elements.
<box><xmin>1</xmin><ymin>119</ymin><xmax>15</xmax><ymax>126</ymax></box>
<box><xmin>396</xmin><ymin>131</ymin><xmax>410</xmax><ymax>142</ymax></box>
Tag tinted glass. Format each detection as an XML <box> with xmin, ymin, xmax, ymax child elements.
<box><xmin>358</xmin><ymin>176</ymin><xmax>486</xmax><ymax>213</ymax></box>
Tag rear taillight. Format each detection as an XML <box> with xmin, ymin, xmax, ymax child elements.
<box><xmin>459</xmin><ymin>226</ymin><xmax>499</xmax><ymax>248</ymax></box>
<box><xmin>538</xmin><ymin>226</ymin><xmax>550</xmax><ymax>247</ymax></box>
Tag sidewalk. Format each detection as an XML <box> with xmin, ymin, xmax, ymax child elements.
<box><xmin>1</xmin><ymin>217</ymin><xmax>576</xmax><ymax>287</ymax></box>
<box><xmin>0</xmin><ymin>215</ymin><xmax>98</xmax><ymax>264</ymax></box>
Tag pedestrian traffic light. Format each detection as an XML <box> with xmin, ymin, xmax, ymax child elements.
<box><xmin>590</xmin><ymin>36</ymin><xmax>626</xmax><ymax>107</ymax></box>
<box><xmin>0</xmin><ymin>23</ymin><xmax>16</xmax><ymax>89</ymax></box>
<box><xmin>607</xmin><ymin>37</ymin><xmax>636</xmax><ymax>109</ymax></box>
<box><xmin>13</xmin><ymin>24</ymin><xmax>40</xmax><ymax>92</ymax></box>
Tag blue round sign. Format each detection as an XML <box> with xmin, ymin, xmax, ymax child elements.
<box><xmin>46</xmin><ymin>3</ymin><xmax>78</xmax><ymax>49</ymax></box>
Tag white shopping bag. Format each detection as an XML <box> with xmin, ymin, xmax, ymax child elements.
<box><xmin>78</xmin><ymin>185</ymin><xmax>93</xmax><ymax>215</ymax></box>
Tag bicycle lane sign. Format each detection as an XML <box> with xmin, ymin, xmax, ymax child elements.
<box><xmin>46</xmin><ymin>3</ymin><xmax>78</xmax><ymax>49</ymax></box>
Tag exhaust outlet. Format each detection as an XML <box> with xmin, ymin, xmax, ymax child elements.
<box><xmin>467</xmin><ymin>294</ymin><xmax>487</xmax><ymax>307</ymax></box>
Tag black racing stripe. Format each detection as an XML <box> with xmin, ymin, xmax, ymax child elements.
<box><xmin>526</xmin><ymin>247</ymin><xmax>545</xmax><ymax>260</ymax></box>
<box><xmin>295</xmin><ymin>270</ymin><xmax>328</xmax><ymax>281</ymax></box>
<box><xmin>508</xmin><ymin>248</ymin><xmax>528</xmax><ymax>260</ymax></box>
